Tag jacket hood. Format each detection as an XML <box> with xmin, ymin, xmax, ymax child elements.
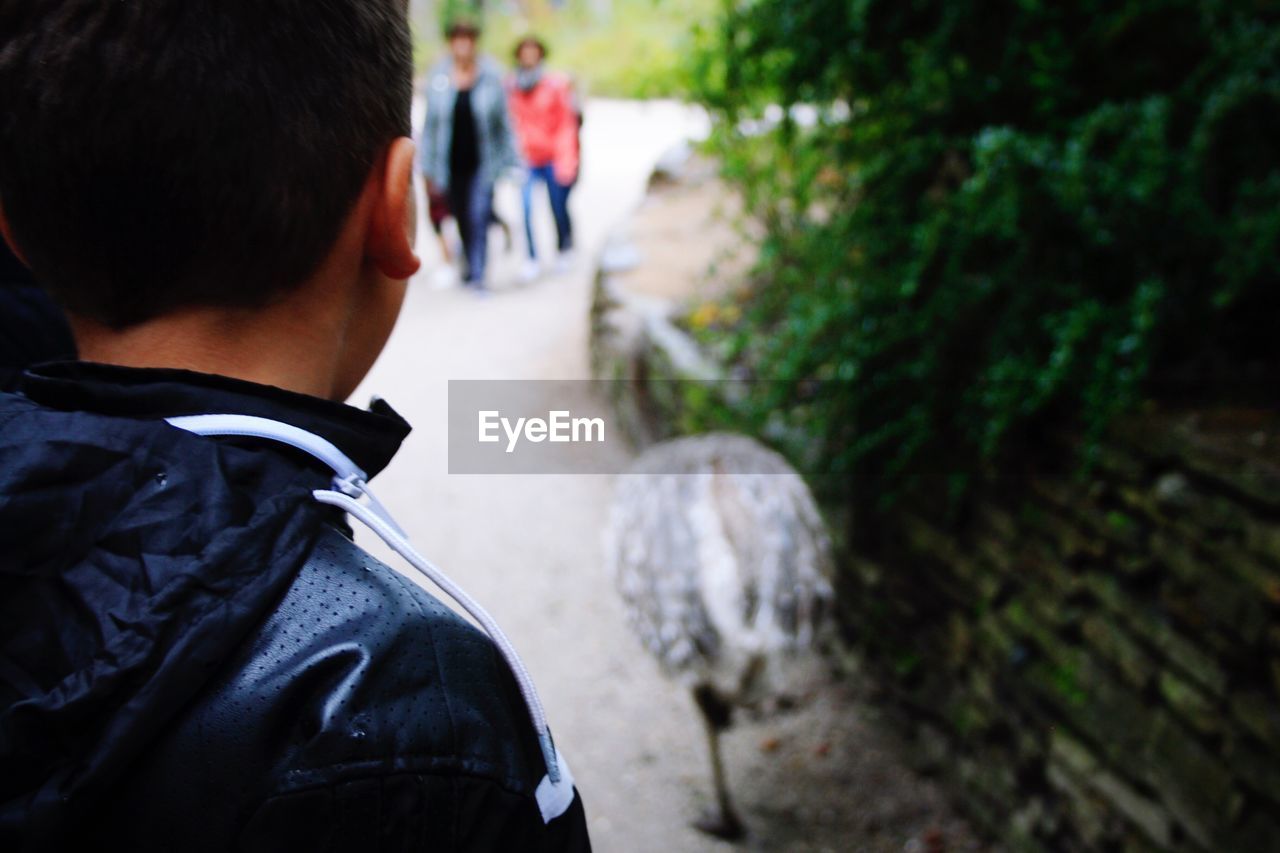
<box><xmin>0</xmin><ymin>364</ymin><xmax>410</xmax><ymax>845</ymax></box>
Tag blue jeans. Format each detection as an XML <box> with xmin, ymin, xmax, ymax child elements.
<box><xmin>448</xmin><ymin>171</ymin><xmax>494</xmax><ymax>285</ymax></box>
<box><xmin>522</xmin><ymin>164</ymin><xmax>573</xmax><ymax>260</ymax></box>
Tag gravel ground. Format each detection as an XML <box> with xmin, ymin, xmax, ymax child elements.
<box><xmin>354</xmin><ymin>99</ymin><xmax>984</xmax><ymax>853</ymax></box>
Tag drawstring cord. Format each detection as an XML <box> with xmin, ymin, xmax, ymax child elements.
<box><xmin>311</xmin><ymin>487</ymin><xmax>558</xmax><ymax>782</ymax></box>
<box><xmin>165</xmin><ymin>414</ymin><xmax>561</xmax><ymax>783</ymax></box>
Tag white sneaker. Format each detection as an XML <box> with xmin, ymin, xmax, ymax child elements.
<box><xmin>520</xmin><ymin>259</ymin><xmax>541</xmax><ymax>283</ymax></box>
<box><xmin>431</xmin><ymin>266</ymin><xmax>459</xmax><ymax>289</ymax></box>
<box><xmin>553</xmin><ymin>250</ymin><xmax>576</xmax><ymax>276</ymax></box>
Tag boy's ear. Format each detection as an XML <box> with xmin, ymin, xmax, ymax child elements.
<box><xmin>366</xmin><ymin>137</ymin><xmax>421</xmax><ymax>280</ymax></box>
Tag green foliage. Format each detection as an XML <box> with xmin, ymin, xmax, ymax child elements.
<box><xmin>416</xmin><ymin>0</ymin><xmax>716</xmax><ymax>99</ymax></box>
<box><xmin>689</xmin><ymin>0</ymin><xmax>1280</xmax><ymax>510</ymax></box>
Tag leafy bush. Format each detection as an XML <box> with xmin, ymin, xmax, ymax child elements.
<box><xmin>688</xmin><ymin>0</ymin><xmax>1280</xmax><ymax>510</ymax></box>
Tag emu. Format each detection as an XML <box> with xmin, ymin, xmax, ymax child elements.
<box><xmin>604</xmin><ymin>433</ymin><xmax>834</xmax><ymax>840</ymax></box>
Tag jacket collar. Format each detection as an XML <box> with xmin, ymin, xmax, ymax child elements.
<box><xmin>18</xmin><ymin>362</ymin><xmax>411</xmax><ymax>480</ymax></box>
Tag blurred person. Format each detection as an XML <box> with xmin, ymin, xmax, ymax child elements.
<box><xmin>0</xmin><ymin>2</ymin><xmax>589</xmax><ymax>851</ymax></box>
<box><xmin>424</xmin><ymin>187</ymin><xmax>513</xmax><ymax>288</ymax></box>
<box><xmin>426</xmin><ymin>179</ymin><xmax>458</xmax><ymax>286</ymax></box>
<box><xmin>507</xmin><ymin>35</ymin><xmax>580</xmax><ymax>280</ymax></box>
<box><xmin>419</xmin><ymin>18</ymin><xmax>520</xmax><ymax>290</ymax></box>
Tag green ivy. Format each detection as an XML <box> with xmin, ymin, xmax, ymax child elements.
<box><xmin>687</xmin><ymin>0</ymin><xmax>1280</xmax><ymax>512</ymax></box>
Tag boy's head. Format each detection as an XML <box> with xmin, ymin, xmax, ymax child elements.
<box><xmin>0</xmin><ymin>0</ymin><xmax>415</xmax><ymax>331</ymax></box>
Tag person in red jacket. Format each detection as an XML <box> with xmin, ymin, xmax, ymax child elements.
<box><xmin>507</xmin><ymin>36</ymin><xmax>580</xmax><ymax>280</ymax></box>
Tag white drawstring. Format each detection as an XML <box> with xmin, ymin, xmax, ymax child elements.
<box><xmin>165</xmin><ymin>413</ymin><xmax>566</xmax><ymax>789</ymax></box>
<box><xmin>166</xmin><ymin>414</ymin><xmax>364</xmax><ymax>481</ymax></box>
<box><xmin>312</xmin><ymin>487</ymin><xmax>559</xmax><ymax>782</ymax></box>
<box><xmin>165</xmin><ymin>414</ymin><xmax>408</xmax><ymax>538</ymax></box>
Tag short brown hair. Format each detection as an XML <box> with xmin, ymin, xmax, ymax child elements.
<box><xmin>445</xmin><ymin>18</ymin><xmax>481</xmax><ymax>39</ymax></box>
<box><xmin>513</xmin><ymin>35</ymin><xmax>548</xmax><ymax>62</ymax></box>
<box><xmin>0</xmin><ymin>0</ymin><xmax>413</xmax><ymax>328</ymax></box>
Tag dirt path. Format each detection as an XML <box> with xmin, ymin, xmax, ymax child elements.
<box><xmin>355</xmin><ymin>99</ymin><xmax>981</xmax><ymax>852</ymax></box>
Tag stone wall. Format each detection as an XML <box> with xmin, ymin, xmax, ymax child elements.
<box><xmin>589</xmin><ymin>245</ymin><xmax>724</xmax><ymax>448</ymax></box>
<box><xmin>590</xmin><ymin>161</ymin><xmax>1280</xmax><ymax>853</ymax></box>
<box><xmin>842</xmin><ymin>417</ymin><xmax>1280</xmax><ymax>852</ymax></box>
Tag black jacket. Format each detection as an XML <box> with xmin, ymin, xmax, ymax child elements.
<box><xmin>0</xmin><ymin>363</ymin><xmax>590</xmax><ymax>851</ymax></box>
<box><xmin>0</xmin><ymin>238</ymin><xmax>75</xmax><ymax>387</ymax></box>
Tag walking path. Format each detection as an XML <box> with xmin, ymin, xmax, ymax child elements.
<box><xmin>356</xmin><ymin>99</ymin><xmax>981</xmax><ymax>852</ymax></box>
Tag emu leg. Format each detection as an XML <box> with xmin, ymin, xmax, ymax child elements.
<box><xmin>691</xmin><ymin>685</ymin><xmax>746</xmax><ymax>841</ymax></box>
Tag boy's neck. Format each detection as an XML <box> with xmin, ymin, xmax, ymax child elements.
<box><xmin>71</xmin><ymin>302</ymin><xmax>346</xmax><ymax>400</ymax></box>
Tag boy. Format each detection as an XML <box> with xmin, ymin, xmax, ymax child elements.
<box><xmin>0</xmin><ymin>2</ymin><xmax>590</xmax><ymax>850</ymax></box>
